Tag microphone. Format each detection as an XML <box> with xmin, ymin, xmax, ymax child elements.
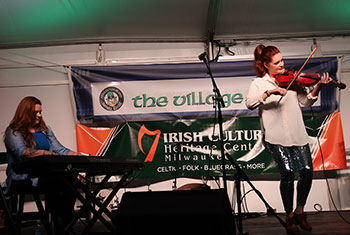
<box><xmin>198</xmin><ymin>52</ymin><xmax>207</xmax><ymax>61</ymax></box>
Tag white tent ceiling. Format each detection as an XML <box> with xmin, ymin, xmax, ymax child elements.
<box><xmin>0</xmin><ymin>0</ymin><xmax>350</xmax><ymax>49</ymax></box>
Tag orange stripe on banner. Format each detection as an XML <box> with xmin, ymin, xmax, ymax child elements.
<box><xmin>76</xmin><ymin>124</ymin><xmax>115</xmax><ymax>156</ymax></box>
<box><xmin>312</xmin><ymin>112</ymin><xmax>346</xmax><ymax>171</ymax></box>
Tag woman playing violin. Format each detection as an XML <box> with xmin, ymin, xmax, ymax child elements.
<box><xmin>245</xmin><ymin>45</ymin><xmax>332</xmax><ymax>234</ymax></box>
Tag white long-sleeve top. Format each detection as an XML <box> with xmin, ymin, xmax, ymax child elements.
<box><xmin>245</xmin><ymin>74</ymin><xmax>318</xmax><ymax>147</ymax></box>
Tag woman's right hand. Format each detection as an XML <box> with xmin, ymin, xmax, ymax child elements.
<box><xmin>270</xmin><ymin>87</ymin><xmax>287</xmax><ymax>96</ymax></box>
<box><xmin>263</xmin><ymin>87</ymin><xmax>287</xmax><ymax>101</ymax></box>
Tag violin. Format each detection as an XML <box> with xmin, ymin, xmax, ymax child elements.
<box><xmin>276</xmin><ymin>46</ymin><xmax>346</xmax><ymax>104</ymax></box>
<box><xmin>275</xmin><ymin>69</ymin><xmax>346</xmax><ymax>90</ymax></box>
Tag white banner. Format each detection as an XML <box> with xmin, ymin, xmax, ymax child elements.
<box><xmin>92</xmin><ymin>76</ymin><xmax>251</xmax><ymax>116</ymax></box>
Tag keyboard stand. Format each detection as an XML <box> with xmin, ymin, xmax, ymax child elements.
<box><xmin>65</xmin><ymin>171</ymin><xmax>132</xmax><ymax>234</ymax></box>
<box><xmin>12</xmin><ymin>155</ymin><xmax>143</xmax><ymax>235</ymax></box>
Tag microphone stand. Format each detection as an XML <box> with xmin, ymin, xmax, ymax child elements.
<box><xmin>224</xmin><ymin>153</ymin><xmax>288</xmax><ymax>234</ymax></box>
<box><xmin>199</xmin><ymin>52</ymin><xmax>287</xmax><ymax>235</ymax></box>
<box><xmin>199</xmin><ymin>52</ymin><xmax>227</xmax><ymax>192</ymax></box>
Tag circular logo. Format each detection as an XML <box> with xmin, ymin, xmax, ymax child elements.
<box><xmin>99</xmin><ymin>87</ymin><xmax>124</xmax><ymax>111</ymax></box>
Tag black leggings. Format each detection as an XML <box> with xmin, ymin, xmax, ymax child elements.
<box><xmin>265</xmin><ymin>142</ymin><xmax>313</xmax><ymax>213</ymax></box>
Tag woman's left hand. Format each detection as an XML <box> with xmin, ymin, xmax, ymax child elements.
<box><xmin>68</xmin><ymin>151</ymin><xmax>84</xmax><ymax>156</ymax></box>
<box><xmin>318</xmin><ymin>72</ymin><xmax>333</xmax><ymax>86</ymax></box>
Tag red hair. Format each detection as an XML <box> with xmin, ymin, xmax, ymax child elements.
<box><xmin>8</xmin><ymin>96</ymin><xmax>48</xmax><ymax>147</ymax></box>
<box><xmin>253</xmin><ymin>44</ymin><xmax>280</xmax><ymax>77</ymax></box>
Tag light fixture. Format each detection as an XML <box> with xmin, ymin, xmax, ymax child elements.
<box><xmin>311</xmin><ymin>38</ymin><xmax>323</xmax><ymax>57</ymax></box>
<box><xmin>96</xmin><ymin>43</ymin><xmax>106</xmax><ymax>64</ymax></box>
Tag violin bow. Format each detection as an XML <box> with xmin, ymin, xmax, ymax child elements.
<box><xmin>278</xmin><ymin>46</ymin><xmax>318</xmax><ymax>103</ymax></box>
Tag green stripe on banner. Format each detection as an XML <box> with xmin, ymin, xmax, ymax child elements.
<box><xmin>97</xmin><ymin>115</ymin><xmax>332</xmax><ymax>179</ymax></box>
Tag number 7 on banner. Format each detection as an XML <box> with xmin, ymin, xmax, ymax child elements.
<box><xmin>138</xmin><ymin>125</ymin><xmax>161</xmax><ymax>162</ymax></box>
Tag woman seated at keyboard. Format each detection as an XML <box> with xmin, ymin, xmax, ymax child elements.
<box><xmin>4</xmin><ymin>96</ymin><xmax>81</xmax><ymax>234</ymax></box>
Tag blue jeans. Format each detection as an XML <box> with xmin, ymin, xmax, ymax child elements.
<box><xmin>265</xmin><ymin>142</ymin><xmax>313</xmax><ymax>213</ymax></box>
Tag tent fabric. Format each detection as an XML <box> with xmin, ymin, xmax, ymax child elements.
<box><xmin>1</xmin><ymin>0</ymin><xmax>350</xmax><ymax>48</ymax></box>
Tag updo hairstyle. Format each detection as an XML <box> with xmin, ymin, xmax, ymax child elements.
<box><xmin>253</xmin><ymin>44</ymin><xmax>280</xmax><ymax>77</ymax></box>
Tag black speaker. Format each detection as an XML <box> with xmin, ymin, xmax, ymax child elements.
<box><xmin>113</xmin><ymin>189</ymin><xmax>236</xmax><ymax>235</ymax></box>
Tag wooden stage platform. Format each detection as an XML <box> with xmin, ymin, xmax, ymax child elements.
<box><xmin>240</xmin><ymin>210</ymin><xmax>350</xmax><ymax>235</ymax></box>
<box><xmin>1</xmin><ymin>210</ymin><xmax>349</xmax><ymax>234</ymax></box>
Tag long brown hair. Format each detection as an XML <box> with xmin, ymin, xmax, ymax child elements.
<box><xmin>8</xmin><ymin>96</ymin><xmax>48</xmax><ymax>147</ymax></box>
<box><xmin>253</xmin><ymin>44</ymin><xmax>280</xmax><ymax>77</ymax></box>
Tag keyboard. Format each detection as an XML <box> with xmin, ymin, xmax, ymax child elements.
<box><xmin>12</xmin><ymin>155</ymin><xmax>143</xmax><ymax>176</ymax></box>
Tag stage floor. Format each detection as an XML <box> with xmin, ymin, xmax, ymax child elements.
<box><xmin>240</xmin><ymin>210</ymin><xmax>350</xmax><ymax>235</ymax></box>
<box><xmin>1</xmin><ymin>210</ymin><xmax>349</xmax><ymax>234</ymax></box>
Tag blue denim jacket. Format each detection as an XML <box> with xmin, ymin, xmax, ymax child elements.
<box><xmin>4</xmin><ymin>126</ymin><xmax>71</xmax><ymax>195</ymax></box>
